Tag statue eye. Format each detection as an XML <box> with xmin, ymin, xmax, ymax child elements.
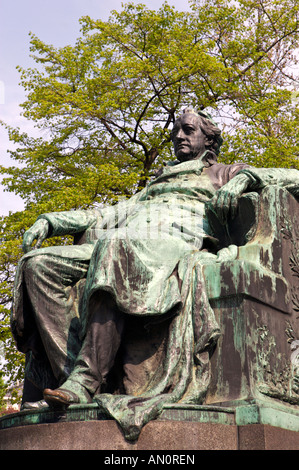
<box><xmin>184</xmin><ymin>126</ymin><xmax>194</xmax><ymax>134</ymax></box>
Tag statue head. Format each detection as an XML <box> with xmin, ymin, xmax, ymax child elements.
<box><xmin>171</xmin><ymin>108</ymin><xmax>223</xmax><ymax>162</ymax></box>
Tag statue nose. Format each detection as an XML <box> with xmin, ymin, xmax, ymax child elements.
<box><xmin>176</xmin><ymin>129</ymin><xmax>185</xmax><ymax>140</ymax></box>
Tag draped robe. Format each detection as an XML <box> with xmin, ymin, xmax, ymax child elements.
<box><xmin>11</xmin><ymin>152</ymin><xmax>299</xmax><ymax>439</ymax></box>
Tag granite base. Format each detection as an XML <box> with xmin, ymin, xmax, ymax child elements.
<box><xmin>1</xmin><ymin>401</ymin><xmax>298</xmax><ymax>450</ymax></box>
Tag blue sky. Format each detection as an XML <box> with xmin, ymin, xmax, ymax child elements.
<box><xmin>0</xmin><ymin>0</ymin><xmax>191</xmax><ymax>215</ymax></box>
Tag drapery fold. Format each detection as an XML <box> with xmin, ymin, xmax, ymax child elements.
<box><xmin>95</xmin><ymin>252</ymin><xmax>220</xmax><ymax>441</ymax></box>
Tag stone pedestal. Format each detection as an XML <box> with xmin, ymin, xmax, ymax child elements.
<box><xmin>1</xmin><ymin>401</ymin><xmax>298</xmax><ymax>450</ymax></box>
<box><xmin>203</xmin><ymin>186</ymin><xmax>299</xmax><ymax>407</ymax></box>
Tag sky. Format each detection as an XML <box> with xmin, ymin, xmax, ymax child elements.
<box><xmin>0</xmin><ymin>0</ymin><xmax>192</xmax><ymax>216</ymax></box>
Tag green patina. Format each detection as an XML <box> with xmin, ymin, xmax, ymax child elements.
<box><xmin>9</xmin><ymin>109</ymin><xmax>299</xmax><ymax>440</ymax></box>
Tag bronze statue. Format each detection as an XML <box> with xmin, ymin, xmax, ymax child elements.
<box><xmin>11</xmin><ymin>108</ymin><xmax>299</xmax><ymax>440</ymax></box>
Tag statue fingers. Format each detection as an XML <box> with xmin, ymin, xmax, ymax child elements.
<box><xmin>229</xmin><ymin>193</ymin><xmax>239</xmax><ymax>219</ymax></box>
<box><xmin>21</xmin><ymin>219</ymin><xmax>49</xmax><ymax>253</ymax></box>
<box><xmin>34</xmin><ymin>234</ymin><xmax>47</xmax><ymax>250</ymax></box>
<box><xmin>216</xmin><ymin>191</ymin><xmax>231</xmax><ymax>224</ymax></box>
<box><xmin>207</xmin><ymin>190</ymin><xmax>233</xmax><ymax>224</ymax></box>
<box><xmin>22</xmin><ymin>232</ymin><xmax>36</xmax><ymax>253</ymax></box>
<box><xmin>206</xmin><ymin>196</ymin><xmax>218</xmax><ymax>215</ymax></box>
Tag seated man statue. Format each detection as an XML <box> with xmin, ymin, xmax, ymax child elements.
<box><xmin>11</xmin><ymin>108</ymin><xmax>299</xmax><ymax>440</ymax></box>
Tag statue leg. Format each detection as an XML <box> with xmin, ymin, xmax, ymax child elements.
<box><xmin>22</xmin><ymin>253</ymin><xmax>89</xmax><ymax>386</ymax></box>
<box><xmin>43</xmin><ymin>292</ymin><xmax>125</xmax><ymax>406</ymax></box>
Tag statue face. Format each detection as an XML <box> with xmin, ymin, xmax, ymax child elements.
<box><xmin>172</xmin><ymin>113</ymin><xmax>209</xmax><ymax>162</ymax></box>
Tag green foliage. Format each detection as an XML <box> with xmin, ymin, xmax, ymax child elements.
<box><xmin>0</xmin><ymin>0</ymin><xmax>298</xmax><ymax>400</ymax></box>
<box><xmin>0</xmin><ymin>373</ymin><xmax>7</xmax><ymax>410</ymax></box>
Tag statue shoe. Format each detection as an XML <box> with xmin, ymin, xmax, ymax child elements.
<box><xmin>21</xmin><ymin>400</ymin><xmax>49</xmax><ymax>410</ymax></box>
<box><xmin>43</xmin><ymin>383</ymin><xmax>92</xmax><ymax>408</ymax></box>
<box><xmin>43</xmin><ymin>388</ymin><xmax>81</xmax><ymax>407</ymax></box>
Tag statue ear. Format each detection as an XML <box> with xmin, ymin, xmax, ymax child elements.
<box><xmin>204</xmin><ymin>136</ymin><xmax>214</xmax><ymax>148</ymax></box>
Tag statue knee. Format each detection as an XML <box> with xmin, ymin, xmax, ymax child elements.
<box><xmin>23</xmin><ymin>254</ymin><xmax>49</xmax><ymax>280</ymax></box>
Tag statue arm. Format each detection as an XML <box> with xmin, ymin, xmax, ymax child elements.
<box><xmin>39</xmin><ymin>189</ymin><xmax>147</xmax><ymax>236</ymax></box>
<box><xmin>237</xmin><ymin>167</ymin><xmax>299</xmax><ymax>196</ymax></box>
<box><xmin>206</xmin><ymin>167</ymin><xmax>299</xmax><ymax>225</ymax></box>
<box><xmin>21</xmin><ymin>188</ymin><xmax>147</xmax><ymax>253</ymax></box>
<box><xmin>37</xmin><ymin>209</ymin><xmax>101</xmax><ymax>237</ymax></box>
<box><xmin>22</xmin><ymin>209</ymin><xmax>101</xmax><ymax>253</ymax></box>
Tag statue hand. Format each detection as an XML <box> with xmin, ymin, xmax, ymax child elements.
<box><xmin>206</xmin><ymin>173</ymin><xmax>250</xmax><ymax>225</ymax></box>
<box><xmin>22</xmin><ymin>219</ymin><xmax>49</xmax><ymax>253</ymax></box>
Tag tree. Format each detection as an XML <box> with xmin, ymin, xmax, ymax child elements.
<box><xmin>0</xmin><ymin>373</ymin><xmax>7</xmax><ymax>412</ymax></box>
<box><xmin>0</xmin><ymin>0</ymin><xmax>298</xmax><ymax>399</ymax></box>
